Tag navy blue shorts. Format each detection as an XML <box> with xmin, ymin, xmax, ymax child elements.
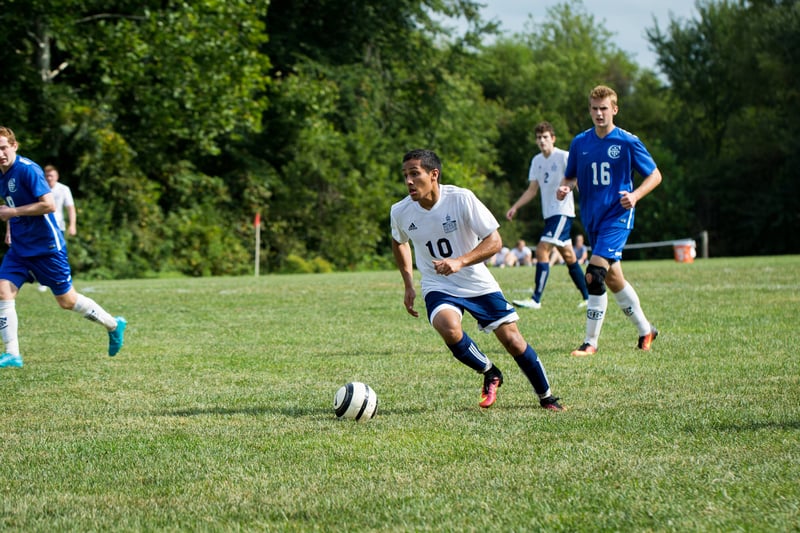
<box><xmin>424</xmin><ymin>290</ymin><xmax>519</xmax><ymax>333</ymax></box>
<box><xmin>540</xmin><ymin>215</ymin><xmax>574</xmax><ymax>247</ymax></box>
<box><xmin>0</xmin><ymin>247</ymin><xmax>73</xmax><ymax>296</ymax></box>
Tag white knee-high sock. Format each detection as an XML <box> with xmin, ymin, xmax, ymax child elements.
<box><xmin>72</xmin><ymin>294</ymin><xmax>117</xmax><ymax>330</ymax></box>
<box><xmin>585</xmin><ymin>292</ymin><xmax>607</xmax><ymax>347</ymax></box>
<box><xmin>614</xmin><ymin>282</ymin><xmax>651</xmax><ymax>335</ymax></box>
<box><xmin>0</xmin><ymin>300</ymin><xmax>20</xmax><ymax>355</ymax></box>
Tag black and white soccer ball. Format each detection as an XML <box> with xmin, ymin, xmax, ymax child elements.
<box><xmin>333</xmin><ymin>382</ymin><xmax>378</xmax><ymax>421</ymax></box>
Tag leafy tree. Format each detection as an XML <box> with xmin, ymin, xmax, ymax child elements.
<box><xmin>0</xmin><ymin>1</ymin><xmax>272</xmax><ymax>277</ymax></box>
<box><xmin>648</xmin><ymin>0</ymin><xmax>800</xmax><ymax>255</ymax></box>
<box><xmin>471</xmin><ymin>1</ymin><xmax>649</xmax><ymax>247</ymax></box>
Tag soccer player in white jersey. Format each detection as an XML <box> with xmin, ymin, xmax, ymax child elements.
<box><xmin>506</xmin><ymin>121</ymin><xmax>589</xmax><ymax>309</ymax></box>
<box><xmin>391</xmin><ymin>149</ymin><xmax>563</xmax><ymax>411</ymax></box>
<box><xmin>0</xmin><ymin>126</ymin><xmax>126</xmax><ymax>368</ymax></box>
<box><xmin>44</xmin><ymin>165</ymin><xmax>77</xmax><ymax>236</ymax></box>
<box><xmin>556</xmin><ymin>86</ymin><xmax>661</xmax><ymax>357</ymax></box>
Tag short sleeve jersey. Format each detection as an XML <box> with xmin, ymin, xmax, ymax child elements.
<box><xmin>565</xmin><ymin>127</ymin><xmax>657</xmax><ymax>234</ymax></box>
<box><xmin>528</xmin><ymin>147</ymin><xmax>575</xmax><ymax>219</ymax></box>
<box><xmin>51</xmin><ymin>182</ymin><xmax>75</xmax><ymax>231</ymax></box>
<box><xmin>1</xmin><ymin>156</ymin><xmax>65</xmax><ymax>257</ymax></box>
<box><xmin>391</xmin><ymin>184</ymin><xmax>502</xmax><ymax>298</ymax></box>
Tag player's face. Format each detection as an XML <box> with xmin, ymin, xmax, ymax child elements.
<box><xmin>45</xmin><ymin>170</ymin><xmax>59</xmax><ymax>188</ymax></box>
<box><xmin>402</xmin><ymin>159</ymin><xmax>439</xmax><ymax>207</ymax></box>
<box><xmin>589</xmin><ymin>97</ymin><xmax>618</xmax><ymax>130</ymax></box>
<box><xmin>0</xmin><ymin>136</ymin><xmax>18</xmax><ymax>173</ymax></box>
<box><xmin>536</xmin><ymin>131</ymin><xmax>555</xmax><ymax>154</ymax></box>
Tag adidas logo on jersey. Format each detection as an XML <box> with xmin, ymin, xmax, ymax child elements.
<box><xmin>407</xmin><ymin>222</ymin><xmax>418</xmax><ymax>232</ymax></box>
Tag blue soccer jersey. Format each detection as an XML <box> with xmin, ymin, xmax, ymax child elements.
<box><xmin>1</xmin><ymin>155</ymin><xmax>65</xmax><ymax>257</ymax></box>
<box><xmin>565</xmin><ymin>127</ymin><xmax>657</xmax><ymax>236</ymax></box>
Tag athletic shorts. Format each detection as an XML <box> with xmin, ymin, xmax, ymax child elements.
<box><xmin>587</xmin><ymin>226</ymin><xmax>631</xmax><ymax>261</ymax></box>
<box><xmin>424</xmin><ymin>290</ymin><xmax>519</xmax><ymax>333</ymax></box>
<box><xmin>0</xmin><ymin>247</ymin><xmax>73</xmax><ymax>296</ymax></box>
<box><xmin>540</xmin><ymin>215</ymin><xmax>574</xmax><ymax>247</ymax></box>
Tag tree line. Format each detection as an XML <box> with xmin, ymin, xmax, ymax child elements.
<box><xmin>0</xmin><ymin>0</ymin><xmax>796</xmax><ymax>278</ymax></box>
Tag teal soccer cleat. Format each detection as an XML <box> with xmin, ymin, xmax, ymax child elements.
<box><xmin>108</xmin><ymin>317</ymin><xmax>127</xmax><ymax>356</ymax></box>
<box><xmin>0</xmin><ymin>353</ymin><xmax>23</xmax><ymax>368</ymax></box>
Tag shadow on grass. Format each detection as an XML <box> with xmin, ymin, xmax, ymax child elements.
<box><xmin>160</xmin><ymin>405</ymin><xmax>429</xmax><ymax>417</ymax></box>
<box><xmin>163</xmin><ymin>406</ymin><xmax>329</xmax><ymax>417</ymax></box>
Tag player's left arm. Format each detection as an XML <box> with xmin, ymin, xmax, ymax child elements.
<box><xmin>433</xmin><ymin>230</ymin><xmax>502</xmax><ymax>276</ymax></box>
<box><xmin>556</xmin><ymin>177</ymin><xmax>578</xmax><ymax>200</ymax></box>
<box><xmin>66</xmin><ymin>204</ymin><xmax>77</xmax><ymax>236</ymax></box>
<box><xmin>619</xmin><ymin>168</ymin><xmax>662</xmax><ymax>210</ymax></box>
<box><xmin>0</xmin><ymin>192</ymin><xmax>56</xmax><ymax>222</ymax></box>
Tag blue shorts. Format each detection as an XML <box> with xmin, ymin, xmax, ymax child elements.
<box><xmin>587</xmin><ymin>226</ymin><xmax>632</xmax><ymax>261</ymax></box>
<box><xmin>424</xmin><ymin>291</ymin><xmax>519</xmax><ymax>333</ymax></box>
<box><xmin>0</xmin><ymin>247</ymin><xmax>73</xmax><ymax>296</ymax></box>
<box><xmin>540</xmin><ymin>215</ymin><xmax>574</xmax><ymax>247</ymax></box>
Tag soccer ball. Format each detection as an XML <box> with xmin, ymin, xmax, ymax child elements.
<box><xmin>333</xmin><ymin>382</ymin><xmax>378</xmax><ymax>421</ymax></box>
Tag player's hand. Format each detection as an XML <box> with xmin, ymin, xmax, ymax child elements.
<box><xmin>505</xmin><ymin>207</ymin><xmax>516</xmax><ymax>221</ymax></box>
<box><xmin>404</xmin><ymin>287</ymin><xmax>419</xmax><ymax>317</ymax></box>
<box><xmin>556</xmin><ymin>186</ymin><xmax>570</xmax><ymax>201</ymax></box>
<box><xmin>433</xmin><ymin>258</ymin><xmax>463</xmax><ymax>276</ymax></box>
<box><xmin>0</xmin><ymin>205</ymin><xmax>13</xmax><ymax>222</ymax></box>
<box><xmin>619</xmin><ymin>191</ymin><xmax>637</xmax><ymax>209</ymax></box>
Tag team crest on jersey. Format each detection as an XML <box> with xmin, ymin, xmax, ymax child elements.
<box><xmin>607</xmin><ymin>145</ymin><xmax>622</xmax><ymax>159</ymax></box>
<box><xmin>8</xmin><ymin>178</ymin><xmax>17</xmax><ymax>193</ymax></box>
<box><xmin>407</xmin><ymin>222</ymin><xmax>418</xmax><ymax>232</ymax></box>
<box><xmin>442</xmin><ymin>215</ymin><xmax>457</xmax><ymax>234</ymax></box>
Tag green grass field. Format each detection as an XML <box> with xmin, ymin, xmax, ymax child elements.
<box><xmin>1</xmin><ymin>256</ymin><xmax>798</xmax><ymax>531</ymax></box>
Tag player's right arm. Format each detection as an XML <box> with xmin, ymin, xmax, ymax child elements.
<box><xmin>0</xmin><ymin>192</ymin><xmax>56</xmax><ymax>222</ymax></box>
<box><xmin>391</xmin><ymin>238</ymin><xmax>419</xmax><ymax>317</ymax></box>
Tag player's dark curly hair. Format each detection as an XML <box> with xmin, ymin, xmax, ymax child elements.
<box><xmin>403</xmin><ymin>149</ymin><xmax>442</xmax><ymax>175</ymax></box>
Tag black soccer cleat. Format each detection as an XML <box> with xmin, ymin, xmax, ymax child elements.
<box><xmin>540</xmin><ymin>396</ymin><xmax>564</xmax><ymax>412</ymax></box>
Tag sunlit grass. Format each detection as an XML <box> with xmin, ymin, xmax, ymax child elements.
<box><xmin>0</xmin><ymin>256</ymin><xmax>797</xmax><ymax>531</ymax></box>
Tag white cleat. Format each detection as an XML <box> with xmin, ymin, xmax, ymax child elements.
<box><xmin>513</xmin><ymin>299</ymin><xmax>542</xmax><ymax>309</ymax></box>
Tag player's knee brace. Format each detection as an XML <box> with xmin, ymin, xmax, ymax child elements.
<box><xmin>585</xmin><ymin>264</ymin><xmax>608</xmax><ymax>295</ymax></box>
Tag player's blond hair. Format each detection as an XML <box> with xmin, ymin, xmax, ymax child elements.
<box><xmin>0</xmin><ymin>126</ymin><xmax>18</xmax><ymax>145</ymax></box>
<box><xmin>589</xmin><ymin>85</ymin><xmax>618</xmax><ymax>107</ymax></box>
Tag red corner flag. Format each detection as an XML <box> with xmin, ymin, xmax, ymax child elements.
<box><xmin>254</xmin><ymin>212</ymin><xmax>261</xmax><ymax>228</ymax></box>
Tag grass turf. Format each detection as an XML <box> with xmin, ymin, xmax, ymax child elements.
<box><xmin>0</xmin><ymin>256</ymin><xmax>797</xmax><ymax>531</ymax></box>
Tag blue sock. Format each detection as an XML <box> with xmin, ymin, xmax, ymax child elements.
<box><xmin>513</xmin><ymin>345</ymin><xmax>551</xmax><ymax>396</ymax></box>
<box><xmin>533</xmin><ymin>263</ymin><xmax>550</xmax><ymax>302</ymax></box>
<box><xmin>447</xmin><ymin>332</ymin><xmax>491</xmax><ymax>373</ymax></box>
<box><xmin>568</xmin><ymin>261</ymin><xmax>589</xmax><ymax>300</ymax></box>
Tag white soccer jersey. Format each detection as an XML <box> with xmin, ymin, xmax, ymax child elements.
<box><xmin>51</xmin><ymin>181</ymin><xmax>74</xmax><ymax>231</ymax></box>
<box><xmin>391</xmin><ymin>184</ymin><xmax>502</xmax><ymax>298</ymax></box>
<box><xmin>528</xmin><ymin>147</ymin><xmax>575</xmax><ymax>219</ymax></box>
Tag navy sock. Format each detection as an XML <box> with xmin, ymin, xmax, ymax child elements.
<box><xmin>446</xmin><ymin>332</ymin><xmax>491</xmax><ymax>373</ymax></box>
<box><xmin>533</xmin><ymin>263</ymin><xmax>550</xmax><ymax>302</ymax></box>
<box><xmin>568</xmin><ymin>261</ymin><xmax>589</xmax><ymax>300</ymax></box>
<box><xmin>513</xmin><ymin>344</ymin><xmax>551</xmax><ymax>396</ymax></box>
